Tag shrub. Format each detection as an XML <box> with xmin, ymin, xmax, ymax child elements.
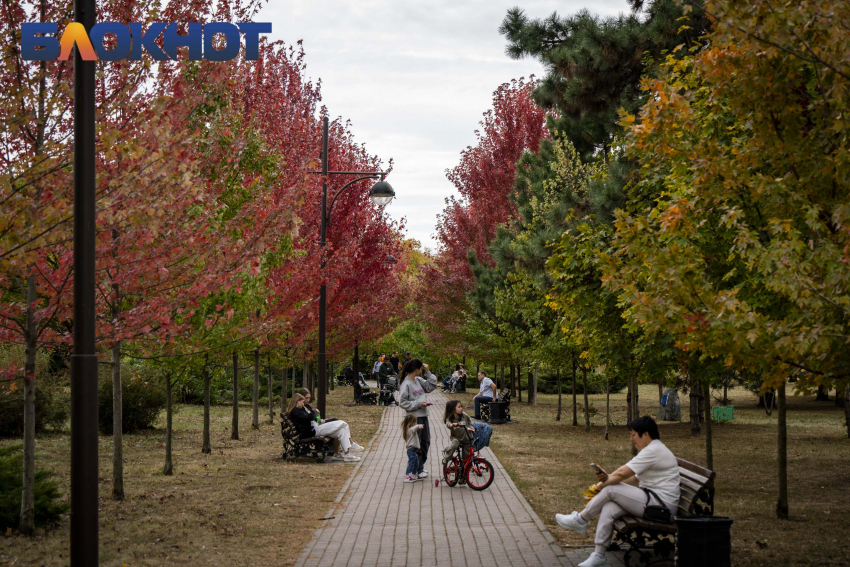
<box><xmin>0</xmin><ymin>381</ymin><xmax>69</xmax><ymax>438</ymax></box>
<box><xmin>98</xmin><ymin>371</ymin><xmax>166</xmax><ymax>434</ymax></box>
<box><xmin>0</xmin><ymin>445</ymin><xmax>69</xmax><ymax>531</ymax></box>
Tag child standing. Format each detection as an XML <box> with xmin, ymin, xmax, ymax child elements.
<box><xmin>401</xmin><ymin>414</ymin><xmax>424</xmax><ymax>482</ymax></box>
<box><xmin>442</xmin><ymin>400</ymin><xmax>473</xmax><ymax>463</ymax></box>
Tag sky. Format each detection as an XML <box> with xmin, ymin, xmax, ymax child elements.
<box><xmin>259</xmin><ymin>0</ymin><xmax>632</xmax><ymax>252</ymax></box>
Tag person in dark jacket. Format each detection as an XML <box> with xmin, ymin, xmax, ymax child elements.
<box><xmin>287</xmin><ymin>394</ymin><xmax>362</xmax><ymax>462</ymax></box>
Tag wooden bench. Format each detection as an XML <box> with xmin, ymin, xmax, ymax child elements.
<box><xmin>353</xmin><ymin>382</ymin><xmax>378</xmax><ymax>405</ymax></box>
<box><xmin>480</xmin><ymin>388</ymin><xmax>512</xmax><ymax>423</ymax></box>
<box><xmin>612</xmin><ymin>458</ymin><xmax>716</xmax><ymax>566</ymax></box>
<box><xmin>280</xmin><ymin>414</ymin><xmax>333</xmax><ymax>463</ymax></box>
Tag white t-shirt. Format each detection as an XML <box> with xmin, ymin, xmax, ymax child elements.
<box><xmin>478</xmin><ymin>377</ymin><xmax>495</xmax><ymax>398</ymax></box>
<box><xmin>626</xmin><ymin>439</ymin><xmax>680</xmax><ymax>508</ymax></box>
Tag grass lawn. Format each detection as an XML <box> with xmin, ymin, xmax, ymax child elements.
<box><xmin>0</xmin><ymin>386</ymin><xmax>382</xmax><ymax>567</ymax></box>
<box><xmin>450</xmin><ymin>382</ymin><xmax>850</xmax><ymax>566</ymax></box>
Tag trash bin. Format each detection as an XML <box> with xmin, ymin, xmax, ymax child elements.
<box><xmin>488</xmin><ymin>401</ymin><xmax>508</xmax><ymax>424</ymax></box>
<box><xmin>676</xmin><ymin>516</ymin><xmax>733</xmax><ymax>567</ymax></box>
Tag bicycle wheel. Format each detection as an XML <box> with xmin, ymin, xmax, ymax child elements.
<box><xmin>465</xmin><ymin>457</ymin><xmax>494</xmax><ymax>491</ymax></box>
<box><xmin>444</xmin><ymin>456</ymin><xmax>462</xmax><ymax>487</ymax></box>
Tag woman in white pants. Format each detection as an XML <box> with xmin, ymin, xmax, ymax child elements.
<box><xmin>287</xmin><ymin>393</ymin><xmax>363</xmax><ymax>462</ymax></box>
<box><xmin>555</xmin><ymin>416</ymin><xmax>680</xmax><ymax>567</ymax></box>
<box><xmin>298</xmin><ymin>389</ymin><xmax>364</xmax><ymax>459</ymax></box>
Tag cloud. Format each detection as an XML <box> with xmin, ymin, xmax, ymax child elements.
<box><xmin>259</xmin><ymin>0</ymin><xmax>632</xmax><ymax>249</ymax></box>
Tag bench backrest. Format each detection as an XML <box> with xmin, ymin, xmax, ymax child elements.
<box><xmin>497</xmin><ymin>388</ymin><xmax>511</xmax><ymax>402</ymax></box>
<box><xmin>676</xmin><ymin>458</ymin><xmax>716</xmax><ymax>517</ymax></box>
<box><xmin>280</xmin><ymin>414</ymin><xmax>298</xmax><ymax>439</ymax></box>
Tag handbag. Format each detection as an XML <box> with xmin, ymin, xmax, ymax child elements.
<box><xmin>642</xmin><ymin>488</ymin><xmax>672</xmax><ymax>523</ymax></box>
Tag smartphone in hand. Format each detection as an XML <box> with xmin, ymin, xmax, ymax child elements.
<box><xmin>590</xmin><ymin>463</ymin><xmax>607</xmax><ymax>475</ymax></box>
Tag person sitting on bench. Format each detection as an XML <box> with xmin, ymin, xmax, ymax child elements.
<box><xmin>473</xmin><ymin>370</ymin><xmax>496</xmax><ymax>419</ymax></box>
<box><xmin>289</xmin><ymin>392</ymin><xmax>364</xmax><ymax>462</ymax></box>
<box><xmin>554</xmin><ymin>416</ymin><xmax>680</xmax><ymax>567</ymax></box>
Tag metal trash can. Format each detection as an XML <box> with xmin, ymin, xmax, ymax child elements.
<box><xmin>487</xmin><ymin>401</ymin><xmax>508</xmax><ymax>424</ymax></box>
<box><xmin>676</xmin><ymin>516</ymin><xmax>733</xmax><ymax>567</ymax></box>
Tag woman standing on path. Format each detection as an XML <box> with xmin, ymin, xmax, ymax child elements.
<box><xmin>398</xmin><ymin>358</ymin><xmax>438</xmax><ymax>478</ymax></box>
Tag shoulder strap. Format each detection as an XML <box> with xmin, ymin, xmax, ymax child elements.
<box><xmin>642</xmin><ymin>488</ymin><xmax>670</xmax><ymax>512</ymax></box>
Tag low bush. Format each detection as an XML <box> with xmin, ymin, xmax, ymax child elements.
<box><xmin>0</xmin><ymin>445</ymin><xmax>69</xmax><ymax>531</ymax></box>
<box><xmin>98</xmin><ymin>370</ymin><xmax>166</xmax><ymax>434</ymax></box>
<box><xmin>0</xmin><ymin>381</ymin><xmax>69</xmax><ymax>438</ymax></box>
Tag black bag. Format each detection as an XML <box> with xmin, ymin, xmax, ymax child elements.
<box><xmin>642</xmin><ymin>488</ymin><xmax>672</xmax><ymax>523</ymax></box>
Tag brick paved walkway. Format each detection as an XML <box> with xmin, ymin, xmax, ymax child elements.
<box><xmin>296</xmin><ymin>388</ymin><xmax>625</xmax><ymax>567</ymax></box>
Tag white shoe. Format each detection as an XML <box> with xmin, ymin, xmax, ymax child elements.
<box><xmin>331</xmin><ymin>453</ymin><xmax>345</xmax><ymax>461</ymax></box>
<box><xmin>350</xmin><ymin>443</ymin><xmax>365</xmax><ymax>452</ymax></box>
<box><xmin>343</xmin><ymin>453</ymin><xmax>361</xmax><ymax>462</ymax></box>
<box><xmin>577</xmin><ymin>552</ymin><xmax>607</xmax><ymax>567</ymax></box>
<box><xmin>555</xmin><ymin>511</ymin><xmax>587</xmax><ymax>534</ymax></box>
<box><xmin>418</xmin><ymin>470</ymin><xmax>429</xmax><ymax>479</ymax></box>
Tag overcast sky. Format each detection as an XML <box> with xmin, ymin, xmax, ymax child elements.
<box><xmin>259</xmin><ymin>0</ymin><xmax>632</xmax><ymax>252</ymax></box>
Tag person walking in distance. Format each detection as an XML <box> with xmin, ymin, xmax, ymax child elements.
<box><xmin>398</xmin><ymin>358</ymin><xmax>438</xmax><ymax>478</ymax></box>
<box><xmin>389</xmin><ymin>351</ymin><xmax>400</xmax><ymax>374</ymax></box>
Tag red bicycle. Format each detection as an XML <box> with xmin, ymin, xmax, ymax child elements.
<box><xmin>435</xmin><ymin>426</ymin><xmax>494</xmax><ymax>491</ymax></box>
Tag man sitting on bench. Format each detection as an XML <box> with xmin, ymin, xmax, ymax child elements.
<box><xmin>554</xmin><ymin>416</ymin><xmax>680</xmax><ymax>567</ymax></box>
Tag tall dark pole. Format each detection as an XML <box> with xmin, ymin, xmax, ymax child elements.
<box><xmin>71</xmin><ymin>0</ymin><xmax>98</xmax><ymax>563</ymax></box>
<box><xmin>318</xmin><ymin>116</ymin><xmax>329</xmax><ymax>418</ymax></box>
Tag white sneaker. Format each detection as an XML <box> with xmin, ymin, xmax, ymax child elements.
<box><xmin>577</xmin><ymin>552</ymin><xmax>607</xmax><ymax>567</ymax></box>
<box><xmin>349</xmin><ymin>443</ymin><xmax>365</xmax><ymax>452</ymax></box>
<box><xmin>343</xmin><ymin>453</ymin><xmax>361</xmax><ymax>462</ymax></box>
<box><xmin>331</xmin><ymin>453</ymin><xmax>345</xmax><ymax>461</ymax></box>
<box><xmin>555</xmin><ymin>511</ymin><xmax>587</xmax><ymax>534</ymax></box>
<box><xmin>418</xmin><ymin>470</ymin><xmax>429</xmax><ymax>479</ymax></box>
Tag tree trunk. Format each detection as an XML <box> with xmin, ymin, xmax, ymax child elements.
<box><xmin>111</xmin><ymin>340</ymin><xmax>124</xmax><ymax>500</ymax></box>
<box><xmin>844</xmin><ymin>389</ymin><xmax>850</xmax><ymax>438</ymax></box>
<box><xmin>252</xmin><ymin>349</ymin><xmax>259</xmax><ymax>430</ymax></box>
<box><xmin>815</xmin><ymin>385</ymin><xmax>829</xmax><ymax>401</ymax></box>
<box><xmin>556</xmin><ymin>370</ymin><xmax>562</xmax><ymax>421</ymax></box>
<box><xmin>499</xmin><ymin>364</ymin><xmax>504</xmax><ymax>391</ymax></box>
<box><xmin>353</xmin><ymin>343</ymin><xmax>359</xmax><ymax>385</ymax></box>
<box><xmin>509</xmin><ymin>364</ymin><xmax>516</xmax><ymax>398</ymax></box>
<box><xmin>20</xmin><ymin>274</ymin><xmax>37</xmax><ymax>535</ymax></box>
<box><xmin>476</xmin><ymin>361</ymin><xmax>480</xmax><ymax>375</ymax></box>
<box><xmin>835</xmin><ymin>388</ymin><xmax>845</xmax><ymax>408</ymax></box>
<box><xmin>627</xmin><ymin>376</ymin><xmax>633</xmax><ymax>423</ymax></box>
<box><xmin>689</xmin><ymin>374</ymin><xmax>701</xmax><ymax>436</ymax></box>
<box><xmin>605</xmin><ymin>376</ymin><xmax>610</xmax><ymax>441</ymax></box>
<box><xmin>281</xmin><ymin>362</ymin><xmax>289</xmax><ymax>418</ymax></box>
<box><xmin>658</xmin><ymin>383</ymin><xmax>663</xmax><ymax>406</ymax></box>
<box><xmin>310</xmin><ymin>360</ymin><xmax>316</xmax><ymax>401</ymax></box>
<box><xmin>267</xmin><ymin>355</ymin><xmax>274</xmax><ymax>424</ymax></box>
<box><xmin>202</xmin><ymin>357</ymin><xmax>211</xmax><ymax>454</ymax></box>
<box><xmin>302</xmin><ymin>356</ymin><xmax>307</xmax><ymax>389</ymax></box>
<box><xmin>330</xmin><ymin>361</ymin><xmax>335</xmax><ymax>391</ymax></box>
<box><xmin>517</xmin><ymin>363</ymin><xmax>522</xmax><ymax>403</ymax></box>
<box><xmin>776</xmin><ymin>383</ymin><xmax>789</xmax><ymax>519</ymax></box>
<box><xmin>704</xmin><ymin>381</ymin><xmax>713</xmax><ymax>470</ymax></box>
<box><xmin>163</xmin><ymin>375</ymin><xmax>173</xmax><ymax>475</ymax></box>
<box><xmin>582</xmin><ymin>366</ymin><xmax>590</xmax><ymax>432</ymax></box>
<box><xmin>572</xmin><ymin>357</ymin><xmax>578</xmax><ymax>427</ymax></box>
<box><xmin>528</xmin><ymin>368</ymin><xmax>537</xmax><ymax>406</ymax></box>
<box><xmin>232</xmin><ymin>352</ymin><xmax>239</xmax><ymax>440</ymax></box>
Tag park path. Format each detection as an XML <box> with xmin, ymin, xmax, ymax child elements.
<box><xmin>295</xmin><ymin>388</ymin><xmax>625</xmax><ymax>567</ymax></box>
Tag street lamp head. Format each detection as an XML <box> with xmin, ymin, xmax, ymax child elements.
<box><xmin>369</xmin><ymin>180</ymin><xmax>395</xmax><ymax>206</ymax></box>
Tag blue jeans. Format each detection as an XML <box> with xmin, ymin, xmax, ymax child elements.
<box><xmin>442</xmin><ymin>376</ymin><xmax>453</xmax><ymax>390</ymax></box>
<box><xmin>474</xmin><ymin>395</ymin><xmax>493</xmax><ymax>418</ymax></box>
<box><xmin>406</xmin><ymin>448</ymin><xmax>420</xmax><ymax>476</ymax></box>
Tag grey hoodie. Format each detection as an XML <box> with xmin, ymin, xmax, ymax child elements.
<box><xmin>398</xmin><ymin>372</ymin><xmax>438</xmax><ymax>417</ymax></box>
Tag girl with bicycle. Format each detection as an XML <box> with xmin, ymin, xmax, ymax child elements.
<box><xmin>442</xmin><ymin>400</ymin><xmax>473</xmax><ymax>464</ymax></box>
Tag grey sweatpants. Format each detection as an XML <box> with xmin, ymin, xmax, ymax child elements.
<box><xmin>580</xmin><ymin>484</ymin><xmax>653</xmax><ymax>554</ymax></box>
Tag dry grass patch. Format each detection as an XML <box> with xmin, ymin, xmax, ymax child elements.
<box><xmin>0</xmin><ymin>387</ymin><xmax>383</xmax><ymax>566</ymax></box>
<box><xmin>447</xmin><ymin>384</ymin><xmax>850</xmax><ymax>566</ymax></box>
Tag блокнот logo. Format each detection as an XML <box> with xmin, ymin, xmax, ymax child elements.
<box><xmin>21</xmin><ymin>22</ymin><xmax>271</xmax><ymax>61</ymax></box>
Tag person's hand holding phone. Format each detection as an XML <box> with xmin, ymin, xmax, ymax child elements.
<box><xmin>422</xmin><ymin>401</ymin><xmax>432</xmax><ymax>407</ymax></box>
<box><xmin>591</xmin><ymin>463</ymin><xmax>608</xmax><ymax>483</ymax></box>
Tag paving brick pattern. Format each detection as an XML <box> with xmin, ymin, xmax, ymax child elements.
<box><xmin>296</xmin><ymin>388</ymin><xmax>625</xmax><ymax>567</ymax></box>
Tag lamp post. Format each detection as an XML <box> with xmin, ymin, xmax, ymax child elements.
<box><xmin>71</xmin><ymin>0</ymin><xmax>99</xmax><ymax>564</ymax></box>
<box><xmin>311</xmin><ymin>116</ymin><xmax>394</xmax><ymax>417</ymax></box>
